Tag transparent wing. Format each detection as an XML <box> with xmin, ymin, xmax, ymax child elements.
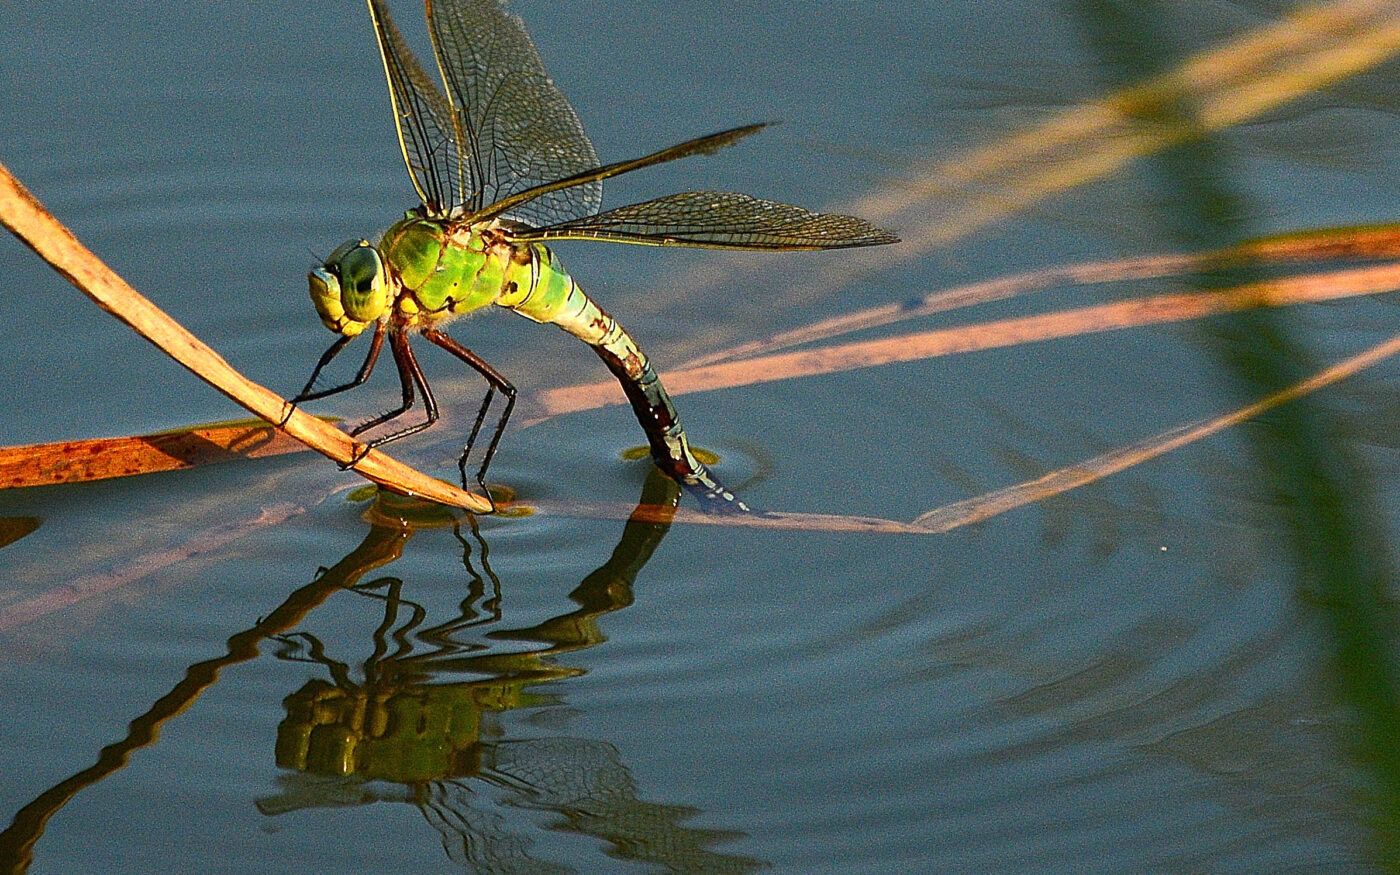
<box><xmin>367</xmin><ymin>0</ymin><xmax>465</xmax><ymax>214</ymax></box>
<box><xmin>426</xmin><ymin>0</ymin><xmax>601</xmax><ymax>224</ymax></box>
<box><xmin>515</xmin><ymin>191</ymin><xmax>900</xmax><ymax>251</ymax></box>
<box><xmin>471</xmin><ymin>124</ymin><xmax>767</xmax><ymax>224</ymax></box>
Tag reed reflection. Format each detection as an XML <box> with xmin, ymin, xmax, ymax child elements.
<box><xmin>1072</xmin><ymin>0</ymin><xmax>1400</xmax><ymax>862</ymax></box>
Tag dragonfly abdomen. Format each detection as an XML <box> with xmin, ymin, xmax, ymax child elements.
<box><xmin>495</xmin><ymin>241</ymin><xmax>586</xmax><ymax>326</ymax></box>
<box><xmin>502</xmin><ymin>243</ymin><xmax>746</xmax><ymax>509</ymax></box>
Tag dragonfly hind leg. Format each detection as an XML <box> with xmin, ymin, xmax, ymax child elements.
<box><xmin>422</xmin><ymin>328</ymin><xmax>516</xmax><ymax>509</ymax></box>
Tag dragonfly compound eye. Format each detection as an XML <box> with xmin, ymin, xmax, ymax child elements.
<box><xmin>307</xmin><ymin>239</ymin><xmax>387</xmax><ymax>336</ymax></box>
<box><xmin>336</xmin><ymin>243</ymin><xmax>389</xmax><ymax>323</ymax></box>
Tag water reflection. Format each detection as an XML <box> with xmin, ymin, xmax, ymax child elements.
<box><xmin>261</xmin><ymin>483</ymin><xmax>763</xmax><ymax>872</ymax></box>
<box><xmin>0</xmin><ymin>472</ymin><xmax>764</xmax><ymax>874</ymax></box>
<box><xmin>1073</xmin><ymin>0</ymin><xmax>1400</xmax><ymax>863</ymax></box>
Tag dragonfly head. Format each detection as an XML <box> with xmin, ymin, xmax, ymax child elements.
<box><xmin>308</xmin><ymin>239</ymin><xmax>390</xmax><ymax>337</ymax></box>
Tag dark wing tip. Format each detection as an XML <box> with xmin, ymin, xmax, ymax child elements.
<box><xmin>694</xmin><ymin>122</ymin><xmax>770</xmax><ymax>155</ymax></box>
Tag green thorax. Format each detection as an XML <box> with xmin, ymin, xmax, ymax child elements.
<box><xmin>379</xmin><ymin>213</ymin><xmax>581</xmax><ymax>327</ymax></box>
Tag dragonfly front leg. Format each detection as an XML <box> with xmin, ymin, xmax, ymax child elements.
<box><xmin>292</xmin><ymin>321</ymin><xmax>389</xmax><ymax>404</ymax></box>
<box><xmin>282</xmin><ymin>322</ymin><xmax>389</xmax><ymax>429</ymax></box>
<box><xmin>421</xmin><ymin>328</ymin><xmax>516</xmax><ymax>508</ymax></box>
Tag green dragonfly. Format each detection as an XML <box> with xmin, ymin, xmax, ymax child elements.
<box><xmin>294</xmin><ymin>0</ymin><xmax>897</xmax><ymax>511</ymax></box>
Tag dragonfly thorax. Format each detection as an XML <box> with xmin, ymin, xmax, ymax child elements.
<box><xmin>377</xmin><ymin>215</ymin><xmax>509</xmax><ymax>327</ymax></box>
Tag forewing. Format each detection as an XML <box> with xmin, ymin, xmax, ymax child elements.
<box><xmin>517</xmin><ymin>191</ymin><xmax>900</xmax><ymax>250</ymax></box>
<box><xmin>426</xmin><ymin>0</ymin><xmax>601</xmax><ymax>224</ymax></box>
<box><xmin>367</xmin><ymin>0</ymin><xmax>465</xmax><ymax>214</ymax></box>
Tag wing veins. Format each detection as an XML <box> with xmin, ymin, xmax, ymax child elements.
<box><xmin>514</xmin><ymin>191</ymin><xmax>899</xmax><ymax>251</ymax></box>
<box><xmin>468</xmin><ymin>124</ymin><xmax>768</xmax><ymax>224</ymax></box>
<box><xmin>367</xmin><ymin>0</ymin><xmax>464</xmax><ymax>214</ymax></box>
<box><xmin>425</xmin><ymin>0</ymin><xmax>601</xmax><ymax>222</ymax></box>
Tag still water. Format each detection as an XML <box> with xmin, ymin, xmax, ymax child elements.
<box><xmin>4</xmin><ymin>0</ymin><xmax>1400</xmax><ymax>871</ymax></box>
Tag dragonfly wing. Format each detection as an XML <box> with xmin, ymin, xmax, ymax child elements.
<box><xmin>517</xmin><ymin>191</ymin><xmax>900</xmax><ymax>251</ymax></box>
<box><xmin>367</xmin><ymin>0</ymin><xmax>465</xmax><ymax>214</ymax></box>
<box><xmin>472</xmin><ymin>124</ymin><xmax>768</xmax><ymax>224</ymax></box>
<box><xmin>425</xmin><ymin>0</ymin><xmax>602</xmax><ymax>225</ymax></box>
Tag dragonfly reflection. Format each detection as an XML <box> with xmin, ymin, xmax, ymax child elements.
<box><xmin>259</xmin><ymin>475</ymin><xmax>764</xmax><ymax>872</ymax></box>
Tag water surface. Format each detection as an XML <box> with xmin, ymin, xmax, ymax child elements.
<box><xmin>3</xmin><ymin>0</ymin><xmax>1400</xmax><ymax>871</ymax></box>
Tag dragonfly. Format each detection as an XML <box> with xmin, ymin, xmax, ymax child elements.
<box><xmin>293</xmin><ymin>0</ymin><xmax>897</xmax><ymax>512</ymax></box>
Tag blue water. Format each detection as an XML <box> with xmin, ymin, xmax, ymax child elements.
<box><xmin>3</xmin><ymin>0</ymin><xmax>1400</xmax><ymax>872</ymax></box>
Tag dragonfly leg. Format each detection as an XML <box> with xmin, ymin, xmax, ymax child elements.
<box><xmin>349</xmin><ymin>329</ymin><xmax>439</xmax><ymax>443</ymax></box>
<box><xmin>284</xmin><ymin>323</ymin><xmax>389</xmax><ymax>429</ymax></box>
<box><xmin>339</xmin><ymin>330</ymin><xmax>441</xmax><ymax>475</ymax></box>
<box><xmin>291</xmin><ymin>321</ymin><xmax>388</xmax><ymax>407</ymax></box>
<box><xmin>421</xmin><ymin>328</ymin><xmax>516</xmax><ymax>507</ymax></box>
